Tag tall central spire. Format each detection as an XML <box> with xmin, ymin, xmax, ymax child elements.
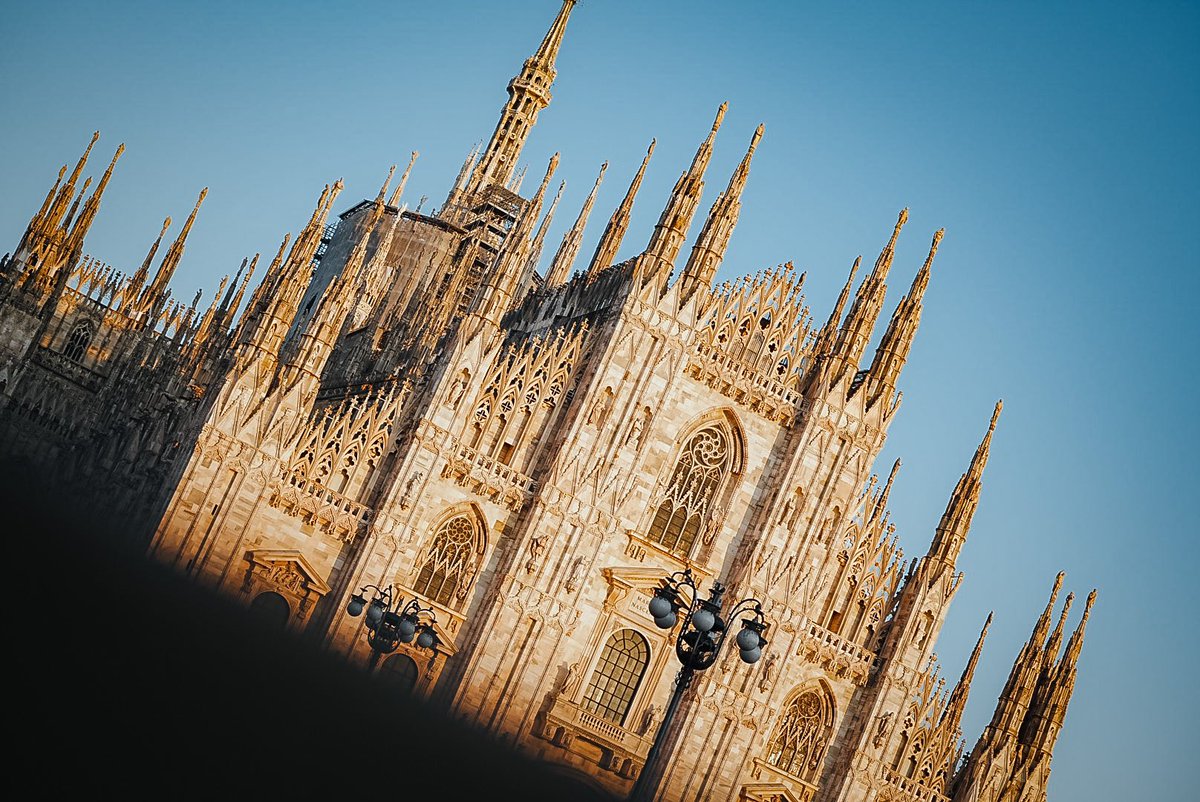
<box><xmin>466</xmin><ymin>1</ymin><xmax>576</xmax><ymax>196</ymax></box>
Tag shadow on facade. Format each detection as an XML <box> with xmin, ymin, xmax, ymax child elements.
<box><xmin>3</xmin><ymin>457</ymin><xmax>617</xmax><ymax>800</ymax></box>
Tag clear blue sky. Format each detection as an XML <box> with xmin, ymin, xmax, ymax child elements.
<box><xmin>2</xmin><ymin>1</ymin><xmax>1196</xmax><ymax>797</ymax></box>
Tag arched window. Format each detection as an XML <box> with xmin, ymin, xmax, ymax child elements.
<box><xmin>379</xmin><ymin>653</ymin><xmax>419</xmax><ymax>695</ymax></box>
<box><xmin>413</xmin><ymin>512</ymin><xmax>484</xmax><ymax>608</ymax></box>
<box><xmin>580</xmin><ymin>629</ymin><xmax>649</xmax><ymax>725</ymax></box>
<box><xmin>765</xmin><ymin>687</ymin><xmax>836</xmax><ymax>781</ymax></box>
<box><xmin>647</xmin><ymin>422</ymin><xmax>738</xmax><ymax>556</ymax></box>
<box><xmin>63</xmin><ymin>321</ymin><xmax>92</xmax><ymax>362</ymax></box>
<box><xmin>249</xmin><ymin>591</ymin><xmax>291</xmax><ymax>631</ymax></box>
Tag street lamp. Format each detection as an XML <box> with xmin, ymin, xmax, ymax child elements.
<box><xmin>346</xmin><ymin>583</ymin><xmax>441</xmax><ymax>670</ymax></box>
<box><xmin>629</xmin><ymin>568</ymin><xmax>769</xmax><ymax>802</ymax></box>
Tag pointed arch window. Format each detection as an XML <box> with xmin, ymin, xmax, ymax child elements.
<box><xmin>765</xmin><ymin>687</ymin><xmax>836</xmax><ymax>781</ymax></box>
<box><xmin>64</xmin><ymin>321</ymin><xmax>93</xmax><ymax>362</ymax></box>
<box><xmin>413</xmin><ymin>513</ymin><xmax>484</xmax><ymax>608</ymax></box>
<box><xmin>580</xmin><ymin>629</ymin><xmax>649</xmax><ymax>725</ymax></box>
<box><xmin>647</xmin><ymin>422</ymin><xmax>737</xmax><ymax>557</ymax></box>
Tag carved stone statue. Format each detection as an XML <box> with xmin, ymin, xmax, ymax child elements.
<box><xmin>627</xmin><ymin>406</ymin><xmax>650</xmax><ymax>448</ymax></box>
<box><xmin>398</xmin><ymin>471</ymin><xmax>423</xmax><ymax>509</ymax></box>
<box><xmin>586</xmin><ymin>386</ymin><xmax>613</xmax><ymax>427</ymax></box>
<box><xmin>525</xmin><ymin>534</ymin><xmax>547</xmax><ymax>575</ymax></box>
<box><xmin>757</xmin><ymin>650</ymin><xmax>778</xmax><ymax>693</ymax></box>
<box><xmin>447</xmin><ymin>371</ymin><xmax>469</xmax><ymax>406</ymax></box>
<box><xmin>637</xmin><ymin>703</ymin><xmax>659</xmax><ymax>736</ymax></box>
<box><xmin>873</xmin><ymin>711</ymin><xmax>893</xmax><ymax>748</ymax></box>
<box><xmin>564</xmin><ymin>556</ymin><xmax>585</xmax><ymax>593</ymax></box>
<box><xmin>559</xmin><ymin>661</ymin><xmax>582</xmax><ymax>697</ymax></box>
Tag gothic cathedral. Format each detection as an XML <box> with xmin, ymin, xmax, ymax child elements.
<box><xmin>0</xmin><ymin>3</ymin><xmax>1092</xmax><ymax>801</ymax></box>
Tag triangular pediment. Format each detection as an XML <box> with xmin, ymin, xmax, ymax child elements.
<box><xmin>738</xmin><ymin>783</ymin><xmax>804</xmax><ymax>802</ymax></box>
<box><xmin>248</xmin><ymin>549</ymin><xmax>331</xmax><ymax>595</ymax></box>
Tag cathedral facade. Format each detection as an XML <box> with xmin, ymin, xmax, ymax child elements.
<box><xmin>0</xmin><ymin>3</ymin><xmax>1092</xmax><ymax>801</ymax></box>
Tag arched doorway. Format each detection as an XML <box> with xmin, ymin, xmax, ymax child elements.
<box><xmin>378</xmin><ymin>653</ymin><xmax>419</xmax><ymax>695</ymax></box>
<box><xmin>381</xmin><ymin>653</ymin><xmax>424</xmax><ymax>696</ymax></box>
<box><xmin>249</xmin><ymin>591</ymin><xmax>291</xmax><ymax>631</ymax></box>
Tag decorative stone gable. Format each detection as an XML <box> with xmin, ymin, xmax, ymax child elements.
<box><xmin>242</xmin><ymin>549</ymin><xmax>331</xmax><ymax>626</ymax></box>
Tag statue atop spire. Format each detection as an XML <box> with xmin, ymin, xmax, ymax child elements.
<box><xmin>864</xmin><ymin>227</ymin><xmax>945</xmax><ymax>406</ymax></box>
<box><xmin>588</xmin><ymin>139</ymin><xmax>654</xmax><ymax>276</ymax></box>
<box><xmin>546</xmin><ymin>161</ymin><xmax>606</xmax><ymax>287</ymax></box>
<box><xmin>823</xmin><ymin>209</ymin><xmax>910</xmax><ymax>391</ymax></box>
<box><xmin>927</xmin><ymin>399</ymin><xmax>1002</xmax><ymax>570</ymax></box>
<box><xmin>678</xmin><ymin>122</ymin><xmax>764</xmax><ymax>303</ymax></box>
<box><xmin>639</xmin><ymin>103</ymin><xmax>728</xmax><ymax>293</ymax></box>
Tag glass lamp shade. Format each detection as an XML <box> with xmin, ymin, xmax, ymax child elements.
<box><xmin>654</xmin><ymin>612</ymin><xmax>677</xmax><ymax>630</ymax></box>
<box><xmin>739</xmin><ymin>646</ymin><xmax>762</xmax><ymax>664</ymax></box>
<box><xmin>648</xmin><ymin>594</ymin><xmax>674</xmax><ymax>619</ymax></box>
<box><xmin>398</xmin><ymin>615</ymin><xmax>417</xmax><ymax>639</ymax></box>
<box><xmin>416</xmin><ymin>628</ymin><xmax>435</xmax><ymax>649</ymax></box>
<box><xmin>347</xmin><ymin>594</ymin><xmax>366</xmax><ymax>617</ymax></box>
<box><xmin>736</xmin><ymin>626</ymin><xmax>761</xmax><ymax>651</ymax></box>
<box><xmin>365</xmin><ymin>599</ymin><xmax>386</xmax><ymax>627</ymax></box>
<box><xmin>691</xmin><ymin>608</ymin><xmax>716</xmax><ymax>633</ymax></box>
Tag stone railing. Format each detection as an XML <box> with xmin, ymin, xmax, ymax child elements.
<box><xmin>795</xmin><ymin>618</ymin><xmax>875</xmax><ymax>686</ymax></box>
<box><xmin>441</xmin><ymin>439</ymin><xmax>538</xmax><ymax>512</ymax></box>
<box><xmin>268</xmin><ymin>473</ymin><xmax>371</xmax><ymax>542</ymax></box>
<box><xmin>32</xmin><ymin>346</ymin><xmax>103</xmax><ymax>392</ymax></box>
<box><xmin>540</xmin><ymin>693</ymin><xmax>653</xmax><ymax>778</ymax></box>
<box><xmin>687</xmin><ymin>343</ymin><xmax>802</xmax><ymax>424</ymax></box>
<box><xmin>879</xmin><ymin>766</ymin><xmax>950</xmax><ymax>802</ymax></box>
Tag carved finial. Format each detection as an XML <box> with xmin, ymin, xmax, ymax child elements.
<box><xmin>376</xmin><ymin>164</ymin><xmax>397</xmax><ymax>203</ymax></box>
<box><xmin>750</xmin><ymin>122</ymin><xmax>765</xmax><ymax>152</ymax></box>
<box><xmin>713</xmin><ymin>101</ymin><xmax>729</xmax><ymax>132</ymax></box>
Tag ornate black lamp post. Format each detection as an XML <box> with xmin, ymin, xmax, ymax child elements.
<box><xmin>628</xmin><ymin>568</ymin><xmax>769</xmax><ymax>802</ymax></box>
<box><xmin>346</xmin><ymin>584</ymin><xmax>441</xmax><ymax>670</ymax></box>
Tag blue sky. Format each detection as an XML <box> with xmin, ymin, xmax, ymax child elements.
<box><xmin>2</xmin><ymin>1</ymin><xmax>1196</xmax><ymax>797</ymax></box>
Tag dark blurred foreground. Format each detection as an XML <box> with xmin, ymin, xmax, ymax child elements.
<box><xmin>4</xmin><ymin>458</ymin><xmax>617</xmax><ymax>800</ymax></box>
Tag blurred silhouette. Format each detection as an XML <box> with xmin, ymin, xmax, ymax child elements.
<box><xmin>3</xmin><ymin>455</ymin><xmax>616</xmax><ymax>800</ymax></box>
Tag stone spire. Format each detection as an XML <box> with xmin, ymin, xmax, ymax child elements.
<box><xmin>640</xmin><ymin>103</ymin><xmax>727</xmax><ymax>291</ymax></box>
<box><xmin>64</xmin><ymin>143</ymin><xmax>124</xmax><ymax>257</ymax></box>
<box><xmin>545</xmin><ymin>161</ymin><xmax>606</xmax><ymax>287</ymax></box>
<box><xmin>1044</xmin><ymin>591</ymin><xmax>1075</xmax><ymax>665</ymax></box>
<box><xmin>527</xmin><ymin>180</ymin><xmax>565</xmax><ymax>278</ymax></box>
<box><xmin>286</xmin><ymin>173</ymin><xmax>388</xmax><ymax>388</ymax></box>
<box><xmin>954</xmin><ymin>577</ymin><xmax>1090</xmax><ymax>801</ymax></box>
<box><xmin>47</xmin><ymin>131</ymin><xmax>99</xmax><ymax>233</ymax></box>
<box><xmin>825</xmin><ymin>209</ymin><xmax>908</xmax><ymax>389</ymax></box>
<box><xmin>141</xmin><ymin>188</ymin><xmax>207</xmax><ymax>317</ymax></box>
<box><xmin>471</xmin><ymin>153</ymin><xmax>559</xmax><ymax>325</ymax></box>
<box><xmin>12</xmin><ymin>133</ymin><xmax>119</xmax><ymax>303</ymax></box>
<box><xmin>388</xmin><ymin>151</ymin><xmax>418</xmax><ymax>207</ymax></box>
<box><xmin>809</xmin><ymin>256</ymin><xmax>861</xmax><ymax>362</ymax></box>
<box><xmin>990</xmin><ymin>572</ymin><xmax>1065</xmax><ymax>738</ymax></box>
<box><xmin>235</xmin><ymin>182</ymin><xmax>341</xmax><ymax>366</ymax></box>
<box><xmin>1019</xmin><ymin>588</ymin><xmax>1097</xmax><ymax>759</ymax></box>
<box><xmin>869</xmin><ymin>457</ymin><xmax>902</xmax><ymax>525</ymax></box>
<box><xmin>466</xmin><ymin>1</ymin><xmax>575</xmax><ymax>195</ymax></box>
<box><xmin>864</xmin><ymin>228</ymin><xmax>944</xmax><ymax>407</ymax></box>
<box><xmin>10</xmin><ymin>163</ymin><xmax>66</xmax><ymax>268</ymax></box>
<box><xmin>927</xmin><ymin>400</ymin><xmax>1002</xmax><ymax>570</ymax></box>
<box><xmin>124</xmin><ymin>217</ymin><xmax>172</xmax><ymax>308</ymax></box>
<box><xmin>942</xmin><ymin>612</ymin><xmax>992</xmax><ymax>734</ymax></box>
<box><xmin>678</xmin><ymin>122</ymin><xmax>763</xmax><ymax>303</ymax></box>
<box><xmin>588</xmin><ymin>139</ymin><xmax>654</xmax><ymax>275</ymax></box>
